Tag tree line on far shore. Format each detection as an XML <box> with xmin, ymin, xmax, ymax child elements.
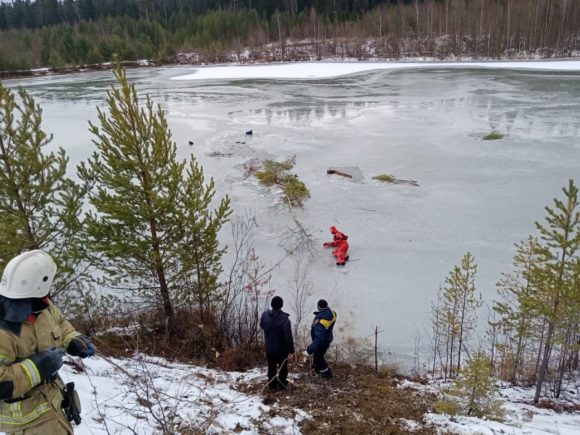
<box><xmin>1</xmin><ymin>0</ymin><xmax>579</xmax><ymax>72</ymax></box>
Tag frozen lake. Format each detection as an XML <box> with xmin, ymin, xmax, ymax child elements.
<box><xmin>7</xmin><ymin>62</ymin><xmax>580</xmax><ymax>365</ymax></box>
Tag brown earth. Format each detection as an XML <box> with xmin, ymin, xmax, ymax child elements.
<box><xmin>238</xmin><ymin>361</ymin><xmax>441</xmax><ymax>435</ymax></box>
<box><xmin>91</xmin><ymin>319</ymin><xmax>444</xmax><ymax>433</ymax></box>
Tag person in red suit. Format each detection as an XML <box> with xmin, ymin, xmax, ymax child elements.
<box><xmin>323</xmin><ymin>226</ymin><xmax>349</xmax><ymax>266</ymax></box>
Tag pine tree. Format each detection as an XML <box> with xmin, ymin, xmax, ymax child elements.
<box><xmin>437</xmin><ymin>252</ymin><xmax>483</xmax><ymax>378</ymax></box>
<box><xmin>0</xmin><ymin>82</ymin><xmax>85</xmax><ymax>296</ymax></box>
<box><xmin>80</xmin><ymin>64</ymin><xmax>231</xmax><ymax>329</ymax></box>
<box><xmin>530</xmin><ymin>179</ymin><xmax>580</xmax><ymax>403</ymax></box>
<box><xmin>440</xmin><ymin>351</ymin><xmax>504</xmax><ymax>421</ymax></box>
<box><xmin>431</xmin><ymin>285</ymin><xmax>446</xmax><ymax>378</ymax></box>
<box><xmin>493</xmin><ymin>236</ymin><xmax>544</xmax><ymax>383</ymax></box>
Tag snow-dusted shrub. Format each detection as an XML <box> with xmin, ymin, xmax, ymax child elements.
<box><xmin>434</xmin><ymin>352</ymin><xmax>505</xmax><ymax>421</ymax></box>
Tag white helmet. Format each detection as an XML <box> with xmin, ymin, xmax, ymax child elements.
<box><xmin>0</xmin><ymin>250</ymin><xmax>57</xmax><ymax>299</ymax></box>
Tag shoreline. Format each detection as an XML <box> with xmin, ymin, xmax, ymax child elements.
<box><xmin>3</xmin><ymin>53</ymin><xmax>580</xmax><ymax>81</ymax></box>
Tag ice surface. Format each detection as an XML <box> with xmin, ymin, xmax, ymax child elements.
<box><xmin>6</xmin><ymin>62</ymin><xmax>580</xmax><ymax>364</ymax></box>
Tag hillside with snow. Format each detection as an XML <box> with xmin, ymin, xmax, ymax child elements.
<box><xmin>46</xmin><ymin>354</ymin><xmax>580</xmax><ymax>434</ymax></box>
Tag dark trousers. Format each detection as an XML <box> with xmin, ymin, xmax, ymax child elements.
<box><xmin>266</xmin><ymin>352</ymin><xmax>289</xmax><ymax>390</ymax></box>
<box><xmin>312</xmin><ymin>345</ymin><xmax>332</xmax><ymax>377</ymax></box>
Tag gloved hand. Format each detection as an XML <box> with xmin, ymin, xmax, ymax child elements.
<box><xmin>323</xmin><ymin>243</ymin><xmax>331</xmax><ymax>247</ymax></box>
<box><xmin>26</xmin><ymin>348</ymin><xmax>65</xmax><ymax>384</ymax></box>
<box><xmin>67</xmin><ymin>335</ymin><xmax>97</xmax><ymax>358</ymax></box>
<box><xmin>302</xmin><ymin>350</ymin><xmax>310</xmax><ymax>357</ymax></box>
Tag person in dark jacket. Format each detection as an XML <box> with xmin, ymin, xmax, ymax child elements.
<box><xmin>304</xmin><ymin>299</ymin><xmax>337</xmax><ymax>379</ymax></box>
<box><xmin>259</xmin><ymin>296</ymin><xmax>295</xmax><ymax>390</ymax></box>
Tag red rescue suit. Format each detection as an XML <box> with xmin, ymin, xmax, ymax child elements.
<box><xmin>323</xmin><ymin>226</ymin><xmax>349</xmax><ymax>265</ymax></box>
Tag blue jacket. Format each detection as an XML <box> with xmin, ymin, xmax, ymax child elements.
<box><xmin>260</xmin><ymin>309</ymin><xmax>295</xmax><ymax>356</ymax></box>
<box><xmin>307</xmin><ymin>307</ymin><xmax>337</xmax><ymax>354</ymax></box>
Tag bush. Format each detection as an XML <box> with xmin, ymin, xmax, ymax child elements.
<box><xmin>483</xmin><ymin>130</ymin><xmax>504</xmax><ymax>140</ymax></box>
<box><xmin>379</xmin><ymin>362</ymin><xmax>402</xmax><ymax>377</ymax></box>
<box><xmin>433</xmin><ymin>399</ymin><xmax>462</xmax><ymax>415</ymax></box>
<box><xmin>435</xmin><ymin>352</ymin><xmax>505</xmax><ymax>421</ymax></box>
<box><xmin>372</xmin><ymin>174</ymin><xmax>396</xmax><ymax>183</ymax></box>
<box><xmin>217</xmin><ymin>345</ymin><xmax>264</xmax><ymax>371</ymax></box>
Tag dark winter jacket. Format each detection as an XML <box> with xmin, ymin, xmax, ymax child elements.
<box><xmin>307</xmin><ymin>307</ymin><xmax>337</xmax><ymax>354</ymax></box>
<box><xmin>260</xmin><ymin>309</ymin><xmax>295</xmax><ymax>356</ymax></box>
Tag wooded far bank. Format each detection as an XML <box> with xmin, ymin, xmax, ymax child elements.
<box><xmin>1</xmin><ymin>0</ymin><xmax>579</xmax><ymax>73</ymax></box>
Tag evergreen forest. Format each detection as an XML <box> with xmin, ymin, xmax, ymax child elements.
<box><xmin>1</xmin><ymin>0</ymin><xmax>579</xmax><ymax>72</ymax></box>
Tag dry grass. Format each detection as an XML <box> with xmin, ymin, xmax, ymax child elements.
<box><xmin>239</xmin><ymin>362</ymin><xmax>438</xmax><ymax>435</ymax></box>
<box><xmin>91</xmin><ymin>307</ymin><xmax>266</xmax><ymax>370</ymax></box>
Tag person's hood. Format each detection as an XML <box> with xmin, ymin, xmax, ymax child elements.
<box><xmin>0</xmin><ymin>296</ymin><xmax>32</xmax><ymax>323</ymax></box>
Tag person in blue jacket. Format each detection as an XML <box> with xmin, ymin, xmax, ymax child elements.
<box><xmin>304</xmin><ymin>299</ymin><xmax>337</xmax><ymax>379</ymax></box>
<box><xmin>259</xmin><ymin>296</ymin><xmax>295</xmax><ymax>390</ymax></box>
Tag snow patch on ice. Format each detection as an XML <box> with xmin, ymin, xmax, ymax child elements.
<box><xmin>171</xmin><ymin>60</ymin><xmax>580</xmax><ymax>81</ymax></box>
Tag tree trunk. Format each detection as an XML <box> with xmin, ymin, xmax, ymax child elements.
<box><xmin>277</xmin><ymin>13</ymin><xmax>284</xmax><ymax>61</ymax></box>
<box><xmin>534</xmin><ymin>317</ymin><xmax>547</xmax><ymax>381</ymax></box>
<box><xmin>415</xmin><ymin>0</ymin><xmax>420</xmax><ymax>35</ymax></box>
<box><xmin>534</xmin><ymin>319</ymin><xmax>555</xmax><ymax>403</ymax></box>
<box><xmin>506</xmin><ymin>0</ymin><xmax>511</xmax><ymax>50</ymax></box>
<box><xmin>554</xmin><ymin>329</ymin><xmax>572</xmax><ymax>398</ymax></box>
<box><xmin>457</xmin><ymin>268</ymin><xmax>472</xmax><ymax>374</ymax></box>
<box><xmin>512</xmin><ymin>326</ymin><xmax>525</xmax><ymax>383</ymax></box>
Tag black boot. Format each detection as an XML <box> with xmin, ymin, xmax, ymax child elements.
<box><xmin>319</xmin><ymin>367</ymin><xmax>333</xmax><ymax>379</ymax></box>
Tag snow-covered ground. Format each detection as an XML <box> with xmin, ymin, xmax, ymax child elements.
<box><xmin>62</xmin><ymin>358</ymin><xmax>580</xmax><ymax>435</ymax></box>
<box><xmin>171</xmin><ymin>60</ymin><xmax>580</xmax><ymax>81</ymax></box>
<box><xmin>401</xmin><ymin>379</ymin><xmax>580</xmax><ymax>435</ymax></box>
<box><xmin>56</xmin><ymin>355</ymin><xmax>306</xmax><ymax>435</ymax></box>
<box><xmin>3</xmin><ymin>355</ymin><xmax>577</xmax><ymax>434</ymax></box>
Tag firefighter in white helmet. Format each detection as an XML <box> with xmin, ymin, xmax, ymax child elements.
<box><xmin>0</xmin><ymin>250</ymin><xmax>95</xmax><ymax>434</ymax></box>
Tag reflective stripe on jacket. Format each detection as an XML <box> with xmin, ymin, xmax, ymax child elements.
<box><xmin>0</xmin><ymin>302</ymin><xmax>81</xmax><ymax>431</ymax></box>
<box><xmin>307</xmin><ymin>308</ymin><xmax>337</xmax><ymax>354</ymax></box>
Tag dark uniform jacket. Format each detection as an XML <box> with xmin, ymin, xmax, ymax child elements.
<box><xmin>307</xmin><ymin>307</ymin><xmax>337</xmax><ymax>354</ymax></box>
<box><xmin>260</xmin><ymin>309</ymin><xmax>295</xmax><ymax>356</ymax></box>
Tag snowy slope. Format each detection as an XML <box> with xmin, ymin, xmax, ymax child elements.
<box><xmin>54</xmin><ymin>355</ymin><xmax>305</xmax><ymax>435</ymax></box>
<box><xmin>402</xmin><ymin>379</ymin><xmax>580</xmax><ymax>435</ymax></box>
<box><xmin>3</xmin><ymin>355</ymin><xmax>577</xmax><ymax>434</ymax></box>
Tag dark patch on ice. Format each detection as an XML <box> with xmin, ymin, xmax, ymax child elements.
<box><xmin>328</xmin><ymin>166</ymin><xmax>364</xmax><ymax>182</ymax></box>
